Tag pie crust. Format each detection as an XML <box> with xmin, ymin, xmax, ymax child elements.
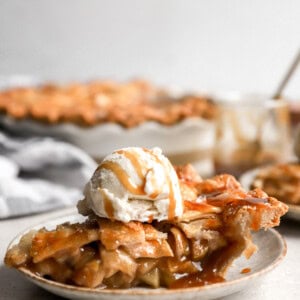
<box><xmin>0</xmin><ymin>80</ymin><xmax>216</xmax><ymax>128</ymax></box>
<box><xmin>250</xmin><ymin>163</ymin><xmax>300</xmax><ymax>205</ymax></box>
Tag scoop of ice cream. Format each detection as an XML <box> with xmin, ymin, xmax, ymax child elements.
<box><xmin>80</xmin><ymin>147</ymin><xmax>183</xmax><ymax>222</ymax></box>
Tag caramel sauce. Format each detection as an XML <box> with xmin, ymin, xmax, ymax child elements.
<box><xmin>241</xmin><ymin>267</ymin><xmax>251</xmax><ymax>274</ymax></box>
<box><xmin>119</xmin><ymin>149</ymin><xmax>165</xmax><ymax>200</ymax></box>
<box><xmin>149</xmin><ymin>175</ymin><xmax>161</xmax><ymax>199</ymax></box>
<box><xmin>169</xmin><ymin>271</ymin><xmax>224</xmax><ymax>289</ymax></box>
<box><xmin>204</xmin><ymin>218</ymin><xmax>222</xmax><ymax>229</ymax></box>
<box><xmin>100</xmin><ymin>161</ymin><xmax>146</xmax><ymax>195</ymax></box>
<box><xmin>117</xmin><ymin>150</ymin><xmax>145</xmax><ymax>180</ymax></box>
<box><xmin>147</xmin><ymin>215</ymin><xmax>154</xmax><ymax>223</ymax></box>
<box><xmin>100</xmin><ymin>189</ymin><xmax>114</xmax><ymax>219</ymax></box>
<box><xmin>167</xmin><ymin>179</ymin><xmax>176</xmax><ymax>220</ymax></box>
<box><xmin>184</xmin><ymin>200</ymin><xmax>218</xmax><ymax>213</ymax></box>
<box><xmin>143</xmin><ymin>148</ymin><xmax>176</xmax><ymax>220</ymax></box>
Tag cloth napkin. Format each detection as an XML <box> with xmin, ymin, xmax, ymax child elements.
<box><xmin>0</xmin><ymin>130</ymin><xmax>97</xmax><ymax>219</ymax></box>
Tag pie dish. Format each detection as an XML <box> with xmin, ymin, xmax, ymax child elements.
<box><xmin>5</xmin><ymin>148</ymin><xmax>288</xmax><ymax>291</ymax></box>
<box><xmin>0</xmin><ymin>79</ymin><xmax>216</xmax><ymax>169</ymax></box>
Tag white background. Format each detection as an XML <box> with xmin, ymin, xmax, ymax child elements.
<box><xmin>0</xmin><ymin>0</ymin><xmax>299</xmax><ymax>96</ymax></box>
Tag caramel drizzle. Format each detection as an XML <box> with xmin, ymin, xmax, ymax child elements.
<box><xmin>241</xmin><ymin>268</ymin><xmax>251</xmax><ymax>274</ymax></box>
<box><xmin>100</xmin><ymin>161</ymin><xmax>145</xmax><ymax>195</ymax></box>
<box><xmin>100</xmin><ymin>189</ymin><xmax>114</xmax><ymax>219</ymax></box>
<box><xmin>143</xmin><ymin>149</ymin><xmax>176</xmax><ymax>220</ymax></box>
<box><xmin>117</xmin><ymin>150</ymin><xmax>145</xmax><ymax>181</ymax></box>
<box><xmin>116</xmin><ymin>149</ymin><xmax>162</xmax><ymax>199</ymax></box>
<box><xmin>148</xmin><ymin>175</ymin><xmax>161</xmax><ymax>199</ymax></box>
<box><xmin>184</xmin><ymin>200</ymin><xmax>219</xmax><ymax>213</ymax></box>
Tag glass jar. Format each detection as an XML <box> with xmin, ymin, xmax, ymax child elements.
<box><xmin>213</xmin><ymin>93</ymin><xmax>291</xmax><ymax>177</ymax></box>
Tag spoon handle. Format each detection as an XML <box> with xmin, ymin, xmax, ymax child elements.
<box><xmin>273</xmin><ymin>48</ymin><xmax>300</xmax><ymax>100</ymax></box>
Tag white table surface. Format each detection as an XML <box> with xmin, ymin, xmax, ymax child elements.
<box><xmin>0</xmin><ymin>207</ymin><xmax>299</xmax><ymax>300</ymax></box>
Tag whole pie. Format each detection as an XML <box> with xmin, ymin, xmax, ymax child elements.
<box><xmin>5</xmin><ymin>148</ymin><xmax>288</xmax><ymax>290</ymax></box>
<box><xmin>0</xmin><ymin>80</ymin><xmax>216</xmax><ymax>128</ymax></box>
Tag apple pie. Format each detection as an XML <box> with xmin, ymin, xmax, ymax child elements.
<box><xmin>5</xmin><ymin>165</ymin><xmax>288</xmax><ymax>289</ymax></box>
<box><xmin>0</xmin><ymin>80</ymin><xmax>216</xmax><ymax>128</ymax></box>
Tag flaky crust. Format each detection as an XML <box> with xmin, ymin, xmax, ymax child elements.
<box><xmin>251</xmin><ymin>163</ymin><xmax>300</xmax><ymax>204</ymax></box>
<box><xmin>0</xmin><ymin>80</ymin><xmax>216</xmax><ymax>127</ymax></box>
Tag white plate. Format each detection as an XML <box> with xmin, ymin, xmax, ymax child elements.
<box><xmin>240</xmin><ymin>168</ymin><xmax>300</xmax><ymax>222</ymax></box>
<box><xmin>7</xmin><ymin>214</ymin><xmax>286</xmax><ymax>300</ymax></box>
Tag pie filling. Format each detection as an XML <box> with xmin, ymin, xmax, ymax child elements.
<box><xmin>5</xmin><ymin>166</ymin><xmax>288</xmax><ymax>289</ymax></box>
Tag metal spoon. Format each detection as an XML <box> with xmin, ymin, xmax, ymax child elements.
<box><xmin>272</xmin><ymin>48</ymin><xmax>300</xmax><ymax>100</ymax></box>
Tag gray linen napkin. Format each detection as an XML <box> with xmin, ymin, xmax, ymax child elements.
<box><xmin>0</xmin><ymin>131</ymin><xmax>97</xmax><ymax>218</ymax></box>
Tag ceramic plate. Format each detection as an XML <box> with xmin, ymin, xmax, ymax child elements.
<box><xmin>240</xmin><ymin>168</ymin><xmax>300</xmax><ymax>222</ymax></box>
<box><xmin>7</xmin><ymin>214</ymin><xmax>286</xmax><ymax>300</ymax></box>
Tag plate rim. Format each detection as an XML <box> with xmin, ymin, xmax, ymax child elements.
<box><xmin>7</xmin><ymin>214</ymin><xmax>287</xmax><ymax>296</ymax></box>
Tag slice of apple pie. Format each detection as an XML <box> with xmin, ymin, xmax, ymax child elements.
<box><xmin>5</xmin><ymin>148</ymin><xmax>288</xmax><ymax>289</ymax></box>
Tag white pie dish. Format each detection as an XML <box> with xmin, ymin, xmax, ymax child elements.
<box><xmin>0</xmin><ymin>114</ymin><xmax>215</xmax><ymax>174</ymax></box>
<box><xmin>6</xmin><ymin>214</ymin><xmax>286</xmax><ymax>300</ymax></box>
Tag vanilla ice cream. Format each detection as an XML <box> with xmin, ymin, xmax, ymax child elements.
<box><xmin>80</xmin><ymin>147</ymin><xmax>183</xmax><ymax>222</ymax></box>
